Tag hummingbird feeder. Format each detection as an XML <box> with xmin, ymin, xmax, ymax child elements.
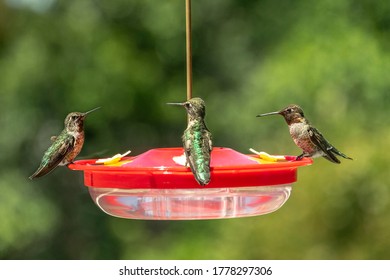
<box><xmin>69</xmin><ymin>148</ymin><xmax>311</xmax><ymax>220</ymax></box>
<box><xmin>68</xmin><ymin>0</ymin><xmax>312</xmax><ymax>220</ymax></box>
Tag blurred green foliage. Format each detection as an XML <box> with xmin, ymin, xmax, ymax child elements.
<box><xmin>0</xmin><ymin>0</ymin><xmax>389</xmax><ymax>259</ymax></box>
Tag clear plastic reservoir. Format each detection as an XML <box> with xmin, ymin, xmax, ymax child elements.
<box><xmin>89</xmin><ymin>185</ymin><xmax>291</xmax><ymax>220</ymax></box>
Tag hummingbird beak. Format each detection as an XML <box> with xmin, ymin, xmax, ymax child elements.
<box><xmin>82</xmin><ymin>107</ymin><xmax>101</xmax><ymax>116</ymax></box>
<box><xmin>256</xmin><ymin>111</ymin><xmax>280</xmax><ymax>117</ymax></box>
<box><xmin>166</xmin><ymin>102</ymin><xmax>185</xmax><ymax>106</ymax></box>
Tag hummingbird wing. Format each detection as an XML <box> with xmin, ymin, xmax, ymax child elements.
<box><xmin>308</xmin><ymin>127</ymin><xmax>340</xmax><ymax>164</ymax></box>
<box><xmin>29</xmin><ymin>135</ymin><xmax>75</xmax><ymax>179</ymax></box>
<box><xmin>204</xmin><ymin>126</ymin><xmax>213</xmax><ymax>152</ymax></box>
<box><xmin>309</xmin><ymin>126</ymin><xmax>352</xmax><ymax>162</ymax></box>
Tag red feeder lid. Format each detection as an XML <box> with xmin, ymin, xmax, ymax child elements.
<box><xmin>68</xmin><ymin>147</ymin><xmax>312</xmax><ymax>189</ymax></box>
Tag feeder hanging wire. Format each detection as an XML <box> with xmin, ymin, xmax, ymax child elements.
<box><xmin>186</xmin><ymin>0</ymin><xmax>192</xmax><ymax>101</ymax></box>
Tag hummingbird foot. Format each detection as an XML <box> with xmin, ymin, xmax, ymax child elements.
<box><xmin>296</xmin><ymin>152</ymin><xmax>313</xmax><ymax>161</ymax></box>
<box><xmin>295</xmin><ymin>154</ymin><xmax>305</xmax><ymax>161</ymax></box>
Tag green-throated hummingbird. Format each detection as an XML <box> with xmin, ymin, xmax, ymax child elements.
<box><xmin>168</xmin><ymin>97</ymin><xmax>213</xmax><ymax>185</ymax></box>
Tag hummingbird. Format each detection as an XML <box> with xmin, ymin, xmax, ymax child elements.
<box><xmin>29</xmin><ymin>107</ymin><xmax>100</xmax><ymax>180</ymax></box>
<box><xmin>167</xmin><ymin>97</ymin><xmax>213</xmax><ymax>186</ymax></box>
<box><xmin>257</xmin><ymin>104</ymin><xmax>352</xmax><ymax>164</ymax></box>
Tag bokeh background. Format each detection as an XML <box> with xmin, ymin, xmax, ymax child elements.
<box><xmin>1</xmin><ymin>0</ymin><xmax>389</xmax><ymax>259</ymax></box>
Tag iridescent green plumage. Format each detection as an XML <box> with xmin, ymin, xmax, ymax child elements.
<box><xmin>29</xmin><ymin>130</ymin><xmax>76</xmax><ymax>179</ymax></box>
<box><xmin>168</xmin><ymin>97</ymin><xmax>212</xmax><ymax>186</ymax></box>
<box><xmin>183</xmin><ymin>119</ymin><xmax>212</xmax><ymax>185</ymax></box>
<box><xmin>29</xmin><ymin>107</ymin><xmax>99</xmax><ymax>180</ymax></box>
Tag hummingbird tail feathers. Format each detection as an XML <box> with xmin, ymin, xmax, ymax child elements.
<box><xmin>323</xmin><ymin>154</ymin><xmax>341</xmax><ymax>164</ymax></box>
<box><xmin>29</xmin><ymin>166</ymin><xmax>55</xmax><ymax>180</ymax></box>
<box><xmin>331</xmin><ymin>147</ymin><xmax>353</xmax><ymax>160</ymax></box>
<box><xmin>194</xmin><ymin>170</ymin><xmax>211</xmax><ymax>186</ymax></box>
